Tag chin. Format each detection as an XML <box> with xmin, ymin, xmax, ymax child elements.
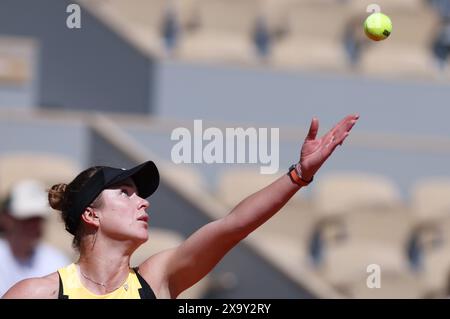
<box><xmin>135</xmin><ymin>230</ymin><xmax>149</xmax><ymax>243</ymax></box>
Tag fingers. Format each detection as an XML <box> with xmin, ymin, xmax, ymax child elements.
<box><xmin>327</xmin><ymin>114</ymin><xmax>356</xmax><ymax>134</ymax></box>
<box><xmin>334</xmin><ymin>114</ymin><xmax>359</xmax><ymax>132</ymax></box>
<box><xmin>320</xmin><ymin>115</ymin><xmax>352</xmax><ymax>142</ymax></box>
<box><xmin>312</xmin><ymin>114</ymin><xmax>358</xmax><ymax>165</ymax></box>
<box><xmin>329</xmin><ymin>114</ymin><xmax>359</xmax><ymax>139</ymax></box>
<box><xmin>305</xmin><ymin>117</ymin><xmax>319</xmax><ymax>141</ymax></box>
<box><xmin>322</xmin><ymin>132</ymin><xmax>348</xmax><ymax>159</ymax></box>
<box><xmin>326</xmin><ymin>118</ymin><xmax>357</xmax><ymax>151</ymax></box>
<box><xmin>335</xmin><ymin>132</ymin><xmax>350</xmax><ymax>147</ymax></box>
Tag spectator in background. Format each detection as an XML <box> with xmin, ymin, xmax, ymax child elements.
<box><xmin>0</xmin><ymin>179</ymin><xmax>69</xmax><ymax>296</ymax></box>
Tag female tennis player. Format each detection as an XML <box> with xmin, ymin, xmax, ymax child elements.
<box><xmin>2</xmin><ymin>114</ymin><xmax>359</xmax><ymax>299</ymax></box>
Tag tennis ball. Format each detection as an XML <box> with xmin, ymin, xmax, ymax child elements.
<box><xmin>364</xmin><ymin>13</ymin><xmax>392</xmax><ymax>41</ymax></box>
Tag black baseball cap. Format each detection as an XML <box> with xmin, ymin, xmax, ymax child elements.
<box><xmin>66</xmin><ymin>161</ymin><xmax>159</xmax><ymax>235</ymax></box>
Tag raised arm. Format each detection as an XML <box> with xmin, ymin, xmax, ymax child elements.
<box><xmin>142</xmin><ymin>114</ymin><xmax>359</xmax><ymax>298</ymax></box>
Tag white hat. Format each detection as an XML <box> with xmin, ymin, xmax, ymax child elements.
<box><xmin>8</xmin><ymin>179</ymin><xmax>50</xmax><ymax>219</ymax></box>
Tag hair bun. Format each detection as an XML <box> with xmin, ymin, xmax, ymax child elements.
<box><xmin>48</xmin><ymin>183</ymin><xmax>68</xmax><ymax>211</ymax></box>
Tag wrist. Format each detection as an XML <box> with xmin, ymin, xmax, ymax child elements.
<box><xmin>287</xmin><ymin>163</ymin><xmax>313</xmax><ymax>187</ymax></box>
<box><xmin>295</xmin><ymin>163</ymin><xmax>313</xmax><ymax>183</ymax></box>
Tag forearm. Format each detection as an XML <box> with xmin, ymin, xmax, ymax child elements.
<box><xmin>166</xmin><ymin>174</ymin><xmax>301</xmax><ymax>289</ymax></box>
<box><xmin>225</xmin><ymin>173</ymin><xmax>302</xmax><ymax>239</ymax></box>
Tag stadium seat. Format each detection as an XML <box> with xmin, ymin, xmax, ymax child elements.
<box><xmin>407</xmin><ymin>178</ymin><xmax>450</xmax><ymax>266</ymax></box>
<box><xmin>248</xmin><ymin>199</ymin><xmax>318</xmax><ymax>272</ymax></box>
<box><xmin>107</xmin><ymin>0</ymin><xmax>170</xmax><ymax>31</ymax></box>
<box><xmin>262</xmin><ymin>0</ymin><xmax>299</xmax><ymax>35</ymax></box>
<box><xmin>310</xmin><ymin>172</ymin><xmax>413</xmax><ymax>291</ymax></box>
<box><xmin>317</xmin><ymin>240</ymin><xmax>414</xmax><ymax>291</ymax></box>
<box><xmin>270</xmin><ymin>0</ymin><xmax>351</xmax><ymax>72</ymax></box>
<box><xmin>345</xmin><ymin>270</ymin><xmax>425</xmax><ymax>298</ymax></box>
<box><xmin>312</xmin><ymin>207</ymin><xmax>414</xmax><ymax>287</ymax></box>
<box><xmin>99</xmin><ymin>0</ymin><xmax>176</xmax><ymax>55</ymax></box>
<box><xmin>160</xmin><ymin>163</ymin><xmax>206</xmax><ymax>190</ymax></box>
<box><xmin>0</xmin><ymin>54</ymin><xmax>30</xmax><ymax>85</ymax></box>
<box><xmin>216</xmin><ymin>168</ymin><xmax>284</xmax><ymax>208</ymax></box>
<box><xmin>191</xmin><ymin>0</ymin><xmax>262</xmax><ymax>35</ymax></box>
<box><xmin>0</xmin><ymin>36</ymin><xmax>35</xmax><ymax>85</ymax></box>
<box><xmin>177</xmin><ymin>0</ymin><xmax>202</xmax><ymax>30</ymax></box>
<box><xmin>344</xmin><ymin>208</ymin><xmax>413</xmax><ymax>248</ymax></box>
<box><xmin>348</xmin><ymin>0</ymin><xmax>428</xmax><ymax>14</ymax></box>
<box><xmin>403</xmin><ymin>179</ymin><xmax>450</xmax><ymax>296</ymax></box>
<box><xmin>313</xmin><ymin>172</ymin><xmax>402</xmax><ymax>217</ymax></box>
<box><xmin>408</xmin><ymin>215</ymin><xmax>450</xmax><ymax>297</ymax></box>
<box><xmin>411</xmin><ymin>178</ymin><xmax>450</xmax><ymax>222</ymax></box>
<box><xmin>248</xmin><ymin>231</ymin><xmax>309</xmax><ymax>274</ymax></box>
<box><xmin>176</xmin><ymin>0</ymin><xmax>262</xmax><ymax>65</ymax></box>
<box><xmin>176</xmin><ymin>32</ymin><xmax>258</xmax><ymax>65</ymax></box>
<box><xmin>420</xmin><ymin>245</ymin><xmax>450</xmax><ymax>297</ymax></box>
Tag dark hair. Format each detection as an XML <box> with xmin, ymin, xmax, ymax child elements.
<box><xmin>48</xmin><ymin>166</ymin><xmax>104</xmax><ymax>249</ymax></box>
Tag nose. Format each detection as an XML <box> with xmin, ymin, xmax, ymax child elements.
<box><xmin>137</xmin><ymin>196</ymin><xmax>150</xmax><ymax>210</ymax></box>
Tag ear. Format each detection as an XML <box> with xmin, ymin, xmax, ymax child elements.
<box><xmin>80</xmin><ymin>206</ymin><xmax>100</xmax><ymax>228</ymax></box>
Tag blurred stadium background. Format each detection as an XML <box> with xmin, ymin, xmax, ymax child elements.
<box><xmin>1</xmin><ymin>0</ymin><xmax>450</xmax><ymax>298</ymax></box>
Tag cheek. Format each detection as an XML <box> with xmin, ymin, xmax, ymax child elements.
<box><xmin>108</xmin><ymin>203</ymin><xmax>135</xmax><ymax>225</ymax></box>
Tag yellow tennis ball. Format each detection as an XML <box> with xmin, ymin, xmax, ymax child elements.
<box><xmin>364</xmin><ymin>13</ymin><xmax>392</xmax><ymax>41</ymax></box>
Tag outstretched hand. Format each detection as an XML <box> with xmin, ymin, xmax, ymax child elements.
<box><xmin>299</xmin><ymin>114</ymin><xmax>359</xmax><ymax>181</ymax></box>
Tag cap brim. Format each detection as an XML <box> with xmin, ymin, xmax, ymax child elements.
<box><xmin>106</xmin><ymin>161</ymin><xmax>160</xmax><ymax>198</ymax></box>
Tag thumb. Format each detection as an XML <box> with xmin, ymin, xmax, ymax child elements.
<box><xmin>305</xmin><ymin>117</ymin><xmax>319</xmax><ymax>141</ymax></box>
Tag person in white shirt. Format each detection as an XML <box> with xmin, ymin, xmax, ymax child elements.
<box><xmin>0</xmin><ymin>179</ymin><xmax>70</xmax><ymax>296</ymax></box>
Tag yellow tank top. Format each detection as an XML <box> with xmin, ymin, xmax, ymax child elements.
<box><xmin>57</xmin><ymin>263</ymin><xmax>156</xmax><ymax>299</ymax></box>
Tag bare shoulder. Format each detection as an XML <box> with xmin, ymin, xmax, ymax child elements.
<box><xmin>2</xmin><ymin>272</ymin><xmax>60</xmax><ymax>299</ymax></box>
<box><xmin>137</xmin><ymin>248</ymin><xmax>177</xmax><ymax>298</ymax></box>
<box><xmin>139</xmin><ymin>247</ymin><xmax>177</xmax><ymax>276</ymax></box>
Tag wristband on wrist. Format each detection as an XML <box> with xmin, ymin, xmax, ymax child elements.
<box><xmin>287</xmin><ymin>164</ymin><xmax>313</xmax><ymax>187</ymax></box>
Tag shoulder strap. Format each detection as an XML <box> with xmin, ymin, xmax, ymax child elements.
<box><xmin>57</xmin><ymin>271</ymin><xmax>69</xmax><ymax>299</ymax></box>
<box><xmin>133</xmin><ymin>267</ymin><xmax>157</xmax><ymax>299</ymax></box>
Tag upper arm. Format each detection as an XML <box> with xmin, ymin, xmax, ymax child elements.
<box><xmin>139</xmin><ymin>217</ymin><xmax>243</xmax><ymax>298</ymax></box>
<box><xmin>2</xmin><ymin>273</ymin><xmax>59</xmax><ymax>299</ymax></box>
